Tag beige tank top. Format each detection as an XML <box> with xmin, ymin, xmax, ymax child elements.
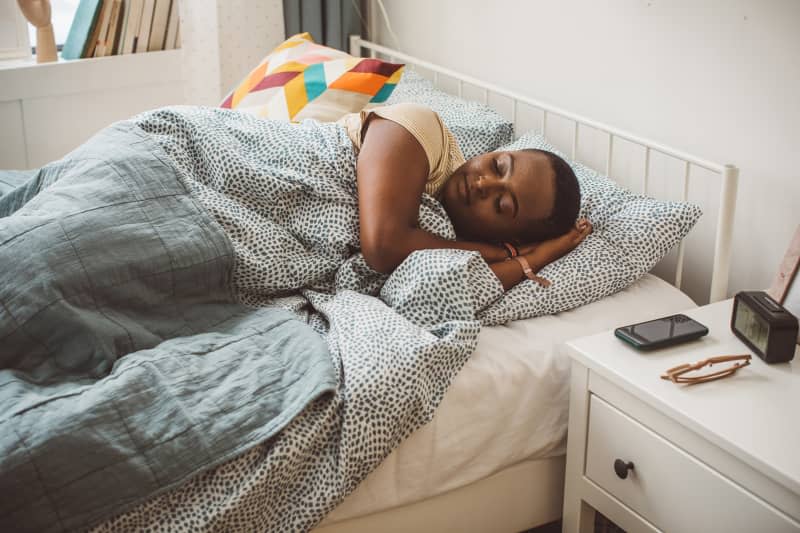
<box><xmin>338</xmin><ymin>103</ymin><xmax>466</xmax><ymax>197</ymax></box>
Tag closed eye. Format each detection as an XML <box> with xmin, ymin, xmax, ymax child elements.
<box><xmin>496</xmin><ymin>194</ymin><xmax>515</xmax><ymax>216</ymax></box>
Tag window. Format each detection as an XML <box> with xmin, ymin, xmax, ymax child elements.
<box><xmin>28</xmin><ymin>0</ymin><xmax>80</xmax><ymax>50</ymax></box>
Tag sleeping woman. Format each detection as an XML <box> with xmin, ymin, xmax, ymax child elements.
<box><xmin>343</xmin><ymin>102</ymin><xmax>591</xmax><ymax>290</ymax></box>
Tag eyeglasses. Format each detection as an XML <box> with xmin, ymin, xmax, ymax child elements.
<box><xmin>660</xmin><ymin>354</ymin><xmax>751</xmax><ymax>385</ymax></box>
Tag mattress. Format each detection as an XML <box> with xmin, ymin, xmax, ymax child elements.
<box><xmin>322</xmin><ymin>273</ymin><xmax>696</xmax><ymax>524</ymax></box>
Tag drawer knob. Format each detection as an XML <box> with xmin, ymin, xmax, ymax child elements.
<box><xmin>614</xmin><ymin>459</ymin><xmax>634</xmax><ymax>479</ymax></box>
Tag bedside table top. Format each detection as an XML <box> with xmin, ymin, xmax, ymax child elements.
<box><xmin>565</xmin><ymin>298</ymin><xmax>800</xmax><ymax>495</ymax></box>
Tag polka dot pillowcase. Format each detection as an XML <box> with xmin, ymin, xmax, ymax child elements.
<box><xmin>220</xmin><ymin>33</ymin><xmax>404</xmax><ymax>123</ymax></box>
<box><xmin>386</xmin><ymin>68</ymin><xmax>513</xmax><ymax>160</ymax></box>
<box><xmin>478</xmin><ymin>132</ymin><xmax>702</xmax><ymax>326</ymax></box>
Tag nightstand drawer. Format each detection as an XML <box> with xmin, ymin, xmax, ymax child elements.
<box><xmin>585</xmin><ymin>395</ymin><xmax>798</xmax><ymax>532</ymax></box>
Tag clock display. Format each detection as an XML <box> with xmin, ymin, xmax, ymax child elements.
<box><xmin>734</xmin><ymin>301</ymin><xmax>770</xmax><ymax>354</ymax></box>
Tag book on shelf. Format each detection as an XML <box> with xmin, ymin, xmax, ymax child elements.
<box><xmin>85</xmin><ymin>0</ymin><xmax>110</xmax><ymax>57</ymax></box>
<box><xmin>148</xmin><ymin>0</ymin><xmax>172</xmax><ymax>52</ymax></box>
<box><xmin>61</xmin><ymin>0</ymin><xmax>103</xmax><ymax>60</ymax></box>
<box><xmin>91</xmin><ymin>0</ymin><xmax>114</xmax><ymax>57</ymax></box>
<box><xmin>164</xmin><ymin>0</ymin><xmax>179</xmax><ymax>50</ymax></box>
<box><xmin>115</xmin><ymin>0</ymin><xmax>131</xmax><ymax>55</ymax></box>
<box><xmin>65</xmin><ymin>0</ymin><xmax>179</xmax><ymax>58</ymax></box>
<box><xmin>102</xmin><ymin>0</ymin><xmax>124</xmax><ymax>57</ymax></box>
<box><xmin>135</xmin><ymin>0</ymin><xmax>156</xmax><ymax>53</ymax></box>
<box><xmin>120</xmin><ymin>0</ymin><xmax>144</xmax><ymax>54</ymax></box>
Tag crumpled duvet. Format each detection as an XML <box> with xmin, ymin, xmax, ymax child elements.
<box><xmin>1</xmin><ymin>107</ymin><xmax>507</xmax><ymax>532</ymax></box>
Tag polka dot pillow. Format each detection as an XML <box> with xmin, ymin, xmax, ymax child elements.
<box><xmin>478</xmin><ymin>131</ymin><xmax>702</xmax><ymax>325</ymax></box>
<box><xmin>386</xmin><ymin>68</ymin><xmax>513</xmax><ymax>160</ymax></box>
<box><xmin>220</xmin><ymin>33</ymin><xmax>404</xmax><ymax>122</ymax></box>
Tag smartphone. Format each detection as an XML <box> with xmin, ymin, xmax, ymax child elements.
<box><xmin>614</xmin><ymin>314</ymin><xmax>709</xmax><ymax>350</ymax></box>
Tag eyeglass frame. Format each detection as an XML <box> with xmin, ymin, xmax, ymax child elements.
<box><xmin>660</xmin><ymin>354</ymin><xmax>751</xmax><ymax>385</ymax></box>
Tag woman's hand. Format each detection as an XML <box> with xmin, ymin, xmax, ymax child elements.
<box><xmin>525</xmin><ymin>218</ymin><xmax>592</xmax><ymax>271</ymax></box>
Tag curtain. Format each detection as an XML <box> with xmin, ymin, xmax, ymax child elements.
<box><xmin>283</xmin><ymin>0</ymin><xmax>364</xmax><ymax>51</ymax></box>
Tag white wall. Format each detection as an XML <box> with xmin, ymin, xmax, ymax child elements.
<box><xmin>372</xmin><ymin>0</ymin><xmax>800</xmax><ymax>302</ymax></box>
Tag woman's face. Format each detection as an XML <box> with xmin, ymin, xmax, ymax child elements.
<box><xmin>440</xmin><ymin>150</ymin><xmax>556</xmax><ymax>243</ymax></box>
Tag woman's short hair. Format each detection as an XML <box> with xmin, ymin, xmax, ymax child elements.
<box><xmin>520</xmin><ymin>149</ymin><xmax>581</xmax><ymax>242</ymax></box>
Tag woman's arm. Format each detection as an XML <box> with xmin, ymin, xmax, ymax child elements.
<box><xmin>489</xmin><ymin>219</ymin><xmax>592</xmax><ymax>291</ymax></box>
<box><xmin>356</xmin><ymin>116</ymin><xmax>506</xmax><ymax>273</ymax></box>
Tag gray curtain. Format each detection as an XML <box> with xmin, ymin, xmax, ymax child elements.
<box><xmin>283</xmin><ymin>0</ymin><xmax>364</xmax><ymax>51</ymax></box>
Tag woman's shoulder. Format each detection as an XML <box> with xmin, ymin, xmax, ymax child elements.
<box><xmin>366</xmin><ymin>104</ymin><xmax>464</xmax><ymax>196</ymax></box>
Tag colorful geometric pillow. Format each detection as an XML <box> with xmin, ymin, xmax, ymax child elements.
<box><xmin>220</xmin><ymin>33</ymin><xmax>404</xmax><ymax>123</ymax></box>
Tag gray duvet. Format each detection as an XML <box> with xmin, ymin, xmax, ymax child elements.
<box><xmin>0</xmin><ymin>121</ymin><xmax>336</xmax><ymax>531</ymax></box>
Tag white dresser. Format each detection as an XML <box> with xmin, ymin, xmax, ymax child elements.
<box><xmin>561</xmin><ymin>299</ymin><xmax>800</xmax><ymax>532</ymax></box>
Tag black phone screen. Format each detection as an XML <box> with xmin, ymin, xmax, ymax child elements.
<box><xmin>620</xmin><ymin>314</ymin><xmax>706</xmax><ymax>343</ymax></box>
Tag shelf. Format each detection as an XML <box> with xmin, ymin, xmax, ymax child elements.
<box><xmin>0</xmin><ymin>49</ymin><xmax>183</xmax><ymax>101</ymax></box>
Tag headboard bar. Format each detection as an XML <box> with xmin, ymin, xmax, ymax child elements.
<box><xmin>350</xmin><ymin>35</ymin><xmax>739</xmax><ymax>302</ymax></box>
<box><xmin>710</xmin><ymin>165</ymin><xmax>739</xmax><ymax>302</ymax></box>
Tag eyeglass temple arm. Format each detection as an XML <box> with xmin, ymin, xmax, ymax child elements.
<box><xmin>707</xmin><ymin>354</ymin><xmax>751</xmax><ymax>365</ymax></box>
<box><xmin>661</xmin><ymin>354</ymin><xmax>751</xmax><ymax>382</ymax></box>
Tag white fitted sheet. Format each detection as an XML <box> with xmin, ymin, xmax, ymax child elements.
<box><xmin>322</xmin><ymin>274</ymin><xmax>696</xmax><ymax>524</ymax></box>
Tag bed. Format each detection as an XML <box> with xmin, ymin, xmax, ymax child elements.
<box><xmin>0</xmin><ymin>35</ymin><xmax>738</xmax><ymax>533</ymax></box>
<box><xmin>309</xmin><ymin>37</ymin><xmax>740</xmax><ymax>533</ymax></box>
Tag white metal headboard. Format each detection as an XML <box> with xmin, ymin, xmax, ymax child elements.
<box><xmin>350</xmin><ymin>36</ymin><xmax>738</xmax><ymax>303</ymax></box>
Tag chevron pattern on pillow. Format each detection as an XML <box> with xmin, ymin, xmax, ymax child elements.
<box><xmin>220</xmin><ymin>33</ymin><xmax>404</xmax><ymax>123</ymax></box>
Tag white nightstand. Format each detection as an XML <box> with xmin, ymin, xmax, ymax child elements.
<box><xmin>561</xmin><ymin>299</ymin><xmax>800</xmax><ymax>532</ymax></box>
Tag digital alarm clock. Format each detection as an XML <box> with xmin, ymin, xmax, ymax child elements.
<box><xmin>731</xmin><ymin>291</ymin><xmax>798</xmax><ymax>363</ymax></box>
